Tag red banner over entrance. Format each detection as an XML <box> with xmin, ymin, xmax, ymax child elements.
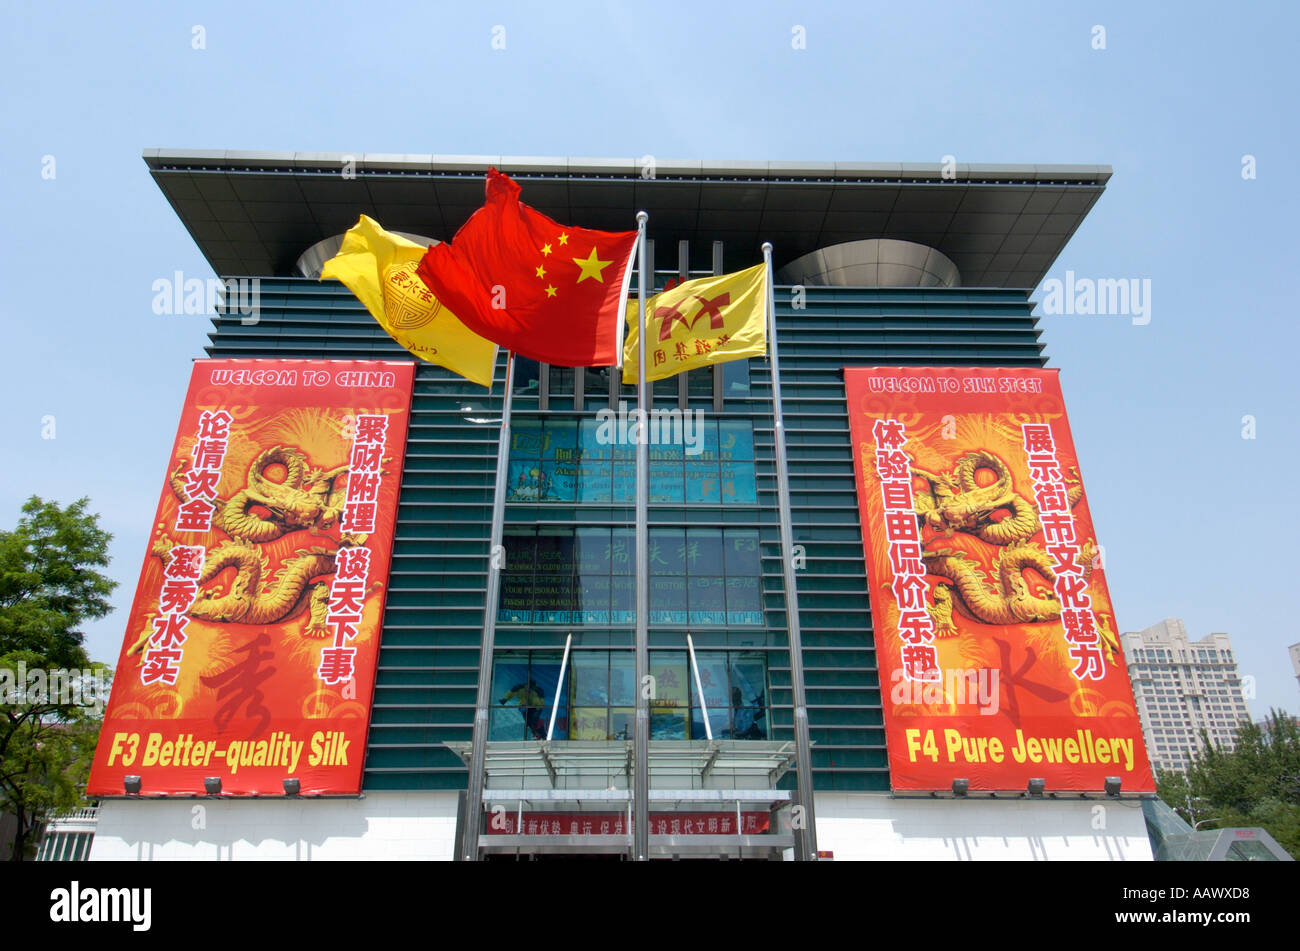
<box><xmin>88</xmin><ymin>359</ymin><xmax>415</xmax><ymax>796</ymax></box>
<box><xmin>844</xmin><ymin>367</ymin><xmax>1154</xmax><ymax>792</ymax></box>
<box><xmin>486</xmin><ymin>813</ymin><xmax>771</xmax><ymax>836</ymax></box>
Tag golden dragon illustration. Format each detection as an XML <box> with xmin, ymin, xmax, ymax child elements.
<box><xmin>128</xmin><ymin>536</ymin><xmax>342</xmax><ymax>655</ymax></box>
<box><xmin>911</xmin><ymin>450</ymin><xmax>1082</xmax><ymax>546</ymax></box>
<box><xmin>129</xmin><ymin>442</ymin><xmax>381</xmax><ymax>663</ymax></box>
<box><xmin>170</xmin><ymin>445</ymin><xmax>349</xmax><ymax>543</ymax></box>
<box><xmin>896</xmin><ymin>449</ymin><xmax>1118</xmax><ymax>661</ymax></box>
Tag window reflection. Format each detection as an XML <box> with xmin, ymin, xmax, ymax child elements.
<box><xmin>506</xmin><ymin>415</ymin><xmax>756</xmax><ymax>505</ymax></box>
<box><xmin>501</xmin><ymin>527</ymin><xmax>763</xmax><ymax>627</ymax></box>
<box><xmin>489</xmin><ymin>650</ymin><xmax>768</xmax><ymax>742</ymax></box>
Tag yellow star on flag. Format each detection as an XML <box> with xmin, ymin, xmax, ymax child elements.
<box><xmin>545</xmin><ymin>284</ymin><xmax>558</xmax><ymax>298</ymax></box>
<box><xmin>540</xmin><ymin>243</ymin><xmax>552</xmax><ymax>256</ymax></box>
<box><xmin>535</xmin><ymin>265</ymin><xmax>547</xmax><ymax>278</ymax></box>
<box><xmin>558</xmin><ymin>232</ymin><xmax>569</xmax><ymax>245</ymax></box>
<box><xmin>573</xmin><ymin>247</ymin><xmax>613</xmax><ymax>284</ymax></box>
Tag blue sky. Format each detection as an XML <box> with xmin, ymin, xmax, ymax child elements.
<box><xmin>2</xmin><ymin>0</ymin><xmax>1296</xmax><ymax>719</ymax></box>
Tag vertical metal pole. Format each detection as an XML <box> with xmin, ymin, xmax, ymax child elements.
<box><xmin>677</xmin><ymin>239</ymin><xmax>690</xmax><ymax>410</ymax></box>
<box><xmin>762</xmin><ymin>243</ymin><xmax>818</xmax><ymax>860</ymax></box>
<box><xmin>634</xmin><ymin>211</ymin><xmax>651</xmax><ymax>862</ymax></box>
<box><xmin>462</xmin><ymin>350</ymin><xmax>516</xmax><ymax>861</ymax></box>
<box><xmin>686</xmin><ymin>633</ymin><xmax>713</xmax><ymax>740</ymax></box>
<box><xmin>712</xmin><ymin>240</ymin><xmax>725</xmax><ymax>414</ymax></box>
<box><xmin>546</xmin><ymin>633</ymin><xmax>573</xmax><ymax>741</ymax></box>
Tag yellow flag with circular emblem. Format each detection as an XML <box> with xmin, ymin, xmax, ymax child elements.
<box><xmin>321</xmin><ymin>216</ymin><xmax>499</xmax><ymax>387</ymax></box>
<box><xmin>622</xmin><ymin>263</ymin><xmax>767</xmax><ymax>384</ymax></box>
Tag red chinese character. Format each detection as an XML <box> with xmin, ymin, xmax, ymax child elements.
<box><xmin>355</xmin><ymin>414</ymin><xmax>389</xmax><ymax>445</ymax></box>
<box><xmin>174</xmin><ymin>498</ymin><xmax>214</xmax><ymax>533</ymax></box>
<box><xmin>140</xmin><ymin>648</ymin><xmax>184</xmax><ymax>686</ymax></box>
<box><xmin>342</xmin><ymin>501</ymin><xmax>377</xmax><ymax>533</ymax></box>
<box><xmin>318</xmin><ymin>646</ymin><xmax>357</xmax><ymax>685</ymax></box>
<box><xmin>884</xmin><ymin>511</ymin><xmax>920</xmax><ymax>543</ymax></box>
<box><xmin>1054</xmin><ymin>574</ymin><xmax>1091</xmax><ymax>609</ymax></box>
<box><xmin>327</xmin><ymin>579</ymin><xmax>367</xmax><ymax>616</ymax></box>
<box><xmin>1034</xmin><ymin>483</ymin><xmax>1069</xmax><ymax>513</ymax></box>
<box><xmin>694</xmin><ymin>339</ymin><xmax>712</xmax><ymax>355</ymax></box>
<box><xmin>195</xmin><ymin>410</ymin><xmax>233</xmax><ymax>441</ymax></box>
<box><xmin>901</xmin><ymin>644</ymin><xmax>940</xmax><ymax>681</ymax></box>
<box><xmin>350</xmin><ymin>443</ymin><xmax>383</xmax><ymax>473</ymax></box>
<box><xmin>875</xmin><ymin>450</ymin><xmax>910</xmax><ymax>480</ymax></box>
<box><xmin>879</xmin><ymin>480</ymin><xmax>914</xmax><ymax>511</ymax></box>
<box><xmin>715</xmin><ymin>334</ymin><xmax>731</xmax><ymax>347</ymax></box>
<box><xmin>653</xmin><ymin>350</ymin><xmax>666</xmax><ymax>367</ymax></box>
<box><xmin>1040</xmin><ymin>513</ymin><xmax>1076</xmax><ymax>545</ymax></box>
<box><xmin>891</xmin><ymin>575</ymin><xmax>930</xmax><ymax>610</ymax></box>
<box><xmin>150</xmin><ymin>613</ymin><xmax>190</xmax><ymax>649</ymax></box>
<box><xmin>1046</xmin><ymin>544</ymin><xmax>1082</xmax><ymax>575</ymax></box>
<box><xmin>872</xmin><ymin>418</ymin><xmax>908</xmax><ymax>450</ymax></box>
<box><xmin>673</xmin><ymin>342</ymin><xmax>690</xmax><ymax>362</ymax></box>
<box><xmin>1022</xmin><ymin>424</ymin><xmax>1055</xmax><ymax>453</ymax></box>
<box><xmin>335</xmin><ymin>546</ymin><xmax>371</xmax><ymax>580</ymax></box>
<box><xmin>328</xmin><ymin>613</ymin><xmax>362</xmax><ymax>646</ymax></box>
<box><xmin>1025</xmin><ymin>452</ymin><xmax>1062</xmax><ymax>485</ymax></box>
<box><xmin>164</xmin><ymin>545</ymin><xmax>206</xmax><ymax>580</ymax></box>
<box><xmin>897</xmin><ymin>609</ymin><xmax>936</xmax><ymax>645</ymax></box>
<box><xmin>182</xmin><ymin>467</ymin><xmax>222</xmax><ymax>501</ymax></box>
<box><xmin>190</xmin><ymin>440</ymin><xmax>227</xmax><ymax>471</ymax></box>
<box><xmin>890</xmin><ymin>542</ymin><xmax>926</xmax><ymax>577</ymax></box>
<box><xmin>347</xmin><ymin>470</ymin><xmax>383</xmax><ymax>503</ymax></box>
<box><xmin>1060</xmin><ymin>608</ymin><xmax>1098</xmax><ymax>643</ymax></box>
<box><xmin>1070</xmin><ymin>644</ymin><xmax>1106</xmax><ymax>680</ymax></box>
<box><xmin>158</xmin><ymin>578</ymin><xmax>199</xmax><ymax>614</ymax></box>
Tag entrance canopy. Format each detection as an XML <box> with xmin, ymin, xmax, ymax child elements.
<box><xmin>446</xmin><ymin>740</ymin><xmax>800</xmax><ymax>858</ymax></box>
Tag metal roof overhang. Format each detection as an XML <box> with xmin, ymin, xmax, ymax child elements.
<box><xmin>145</xmin><ymin>150</ymin><xmax>1109</xmax><ymax>288</ymax></box>
<box><xmin>445</xmin><ymin>739</ymin><xmax>799</xmax><ymax>794</ymax></box>
<box><xmin>447</xmin><ymin>739</ymin><xmax>800</xmax><ymax>857</ymax></box>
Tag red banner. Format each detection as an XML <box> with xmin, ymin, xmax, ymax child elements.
<box><xmin>88</xmin><ymin>359</ymin><xmax>415</xmax><ymax>796</ymax></box>
<box><xmin>486</xmin><ymin>813</ymin><xmax>771</xmax><ymax>836</ymax></box>
<box><xmin>844</xmin><ymin>367</ymin><xmax>1154</xmax><ymax>792</ymax></box>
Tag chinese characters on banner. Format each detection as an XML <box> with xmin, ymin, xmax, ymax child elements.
<box><xmin>88</xmin><ymin>360</ymin><xmax>415</xmax><ymax>796</ymax></box>
<box><xmin>844</xmin><ymin>367</ymin><xmax>1154</xmax><ymax>793</ymax></box>
<box><xmin>317</xmin><ymin>414</ymin><xmax>390</xmax><ymax>687</ymax></box>
<box><xmin>1021</xmin><ymin>423</ymin><xmax>1108</xmax><ymax>681</ymax></box>
<box><xmin>872</xmin><ymin>418</ymin><xmax>941</xmax><ymax>684</ymax></box>
<box><xmin>485</xmin><ymin>812</ymin><xmax>771</xmax><ymax>836</ymax></box>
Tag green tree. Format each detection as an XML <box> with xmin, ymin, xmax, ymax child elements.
<box><xmin>1156</xmin><ymin>710</ymin><xmax>1300</xmax><ymax>859</ymax></box>
<box><xmin>0</xmin><ymin>497</ymin><xmax>117</xmax><ymax>860</ymax></box>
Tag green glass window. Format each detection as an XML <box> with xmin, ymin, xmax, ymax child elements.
<box><xmin>491</xmin><ymin>652</ymin><xmax>568</xmax><ymax>740</ymax></box>
<box><xmin>497</xmin><ymin>527</ymin><xmax>762</xmax><ymax>626</ymax></box>
<box><xmin>507</xmin><ymin>414</ymin><xmax>757</xmax><ymax>506</ymax></box>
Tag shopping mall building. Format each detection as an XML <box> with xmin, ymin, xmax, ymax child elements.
<box><xmin>87</xmin><ymin>151</ymin><xmax>1154</xmax><ymax>860</ymax></box>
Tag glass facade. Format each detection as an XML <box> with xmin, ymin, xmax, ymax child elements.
<box><xmin>205</xmin><ymin>278</ymin><xmax>1046</xmax><ymax>793</ymax></box>
<box><xmin>505</xmin><ymin>416</ymin><xmax>756</xmax><ymax>504</ymax></box>
<box><xmin>487</xmin><ymin>649</ymin><xmax>768</xmax><ymax>742</ymax></box>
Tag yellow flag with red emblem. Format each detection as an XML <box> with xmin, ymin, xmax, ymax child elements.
<box><xmin>321</xmin><ymin>216</ymin><xmax>499</xmax><ymax>387</ymax></box>
<box><xmin>621</xmin><ymin>263</ymin><xmax>767</xmax><ymax>383</ymax></box>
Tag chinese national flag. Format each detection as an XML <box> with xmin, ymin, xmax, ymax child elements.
<box><xmin>416</xmin><ymin>168</ymin><xmax>638</xmax><ymax>367</ymax></box>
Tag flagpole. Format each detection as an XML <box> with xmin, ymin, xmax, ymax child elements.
<box><xmin>633</xmin><ymin>211</ymin><xmax>650</xmax><ymax>862</ymax></box>
<box><xmin>462</xmin><ymin>349</ymin><xmax>515</xmax><ymax>861</ymax></box>
<box><xmin>762</xmin><ymin>242</ymin><xmax>818</xmax><ymax>861</ymax></box>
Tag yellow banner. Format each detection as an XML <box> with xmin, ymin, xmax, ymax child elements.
<box><xmin>321</xmin><ymin>216</ymin><xmax>498</xmax><ymax>388</ymax></box>
<box><xmin>622</xmin><ymin>263</ymin><xmax>767</xmax><ymax>383</ymax></box>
